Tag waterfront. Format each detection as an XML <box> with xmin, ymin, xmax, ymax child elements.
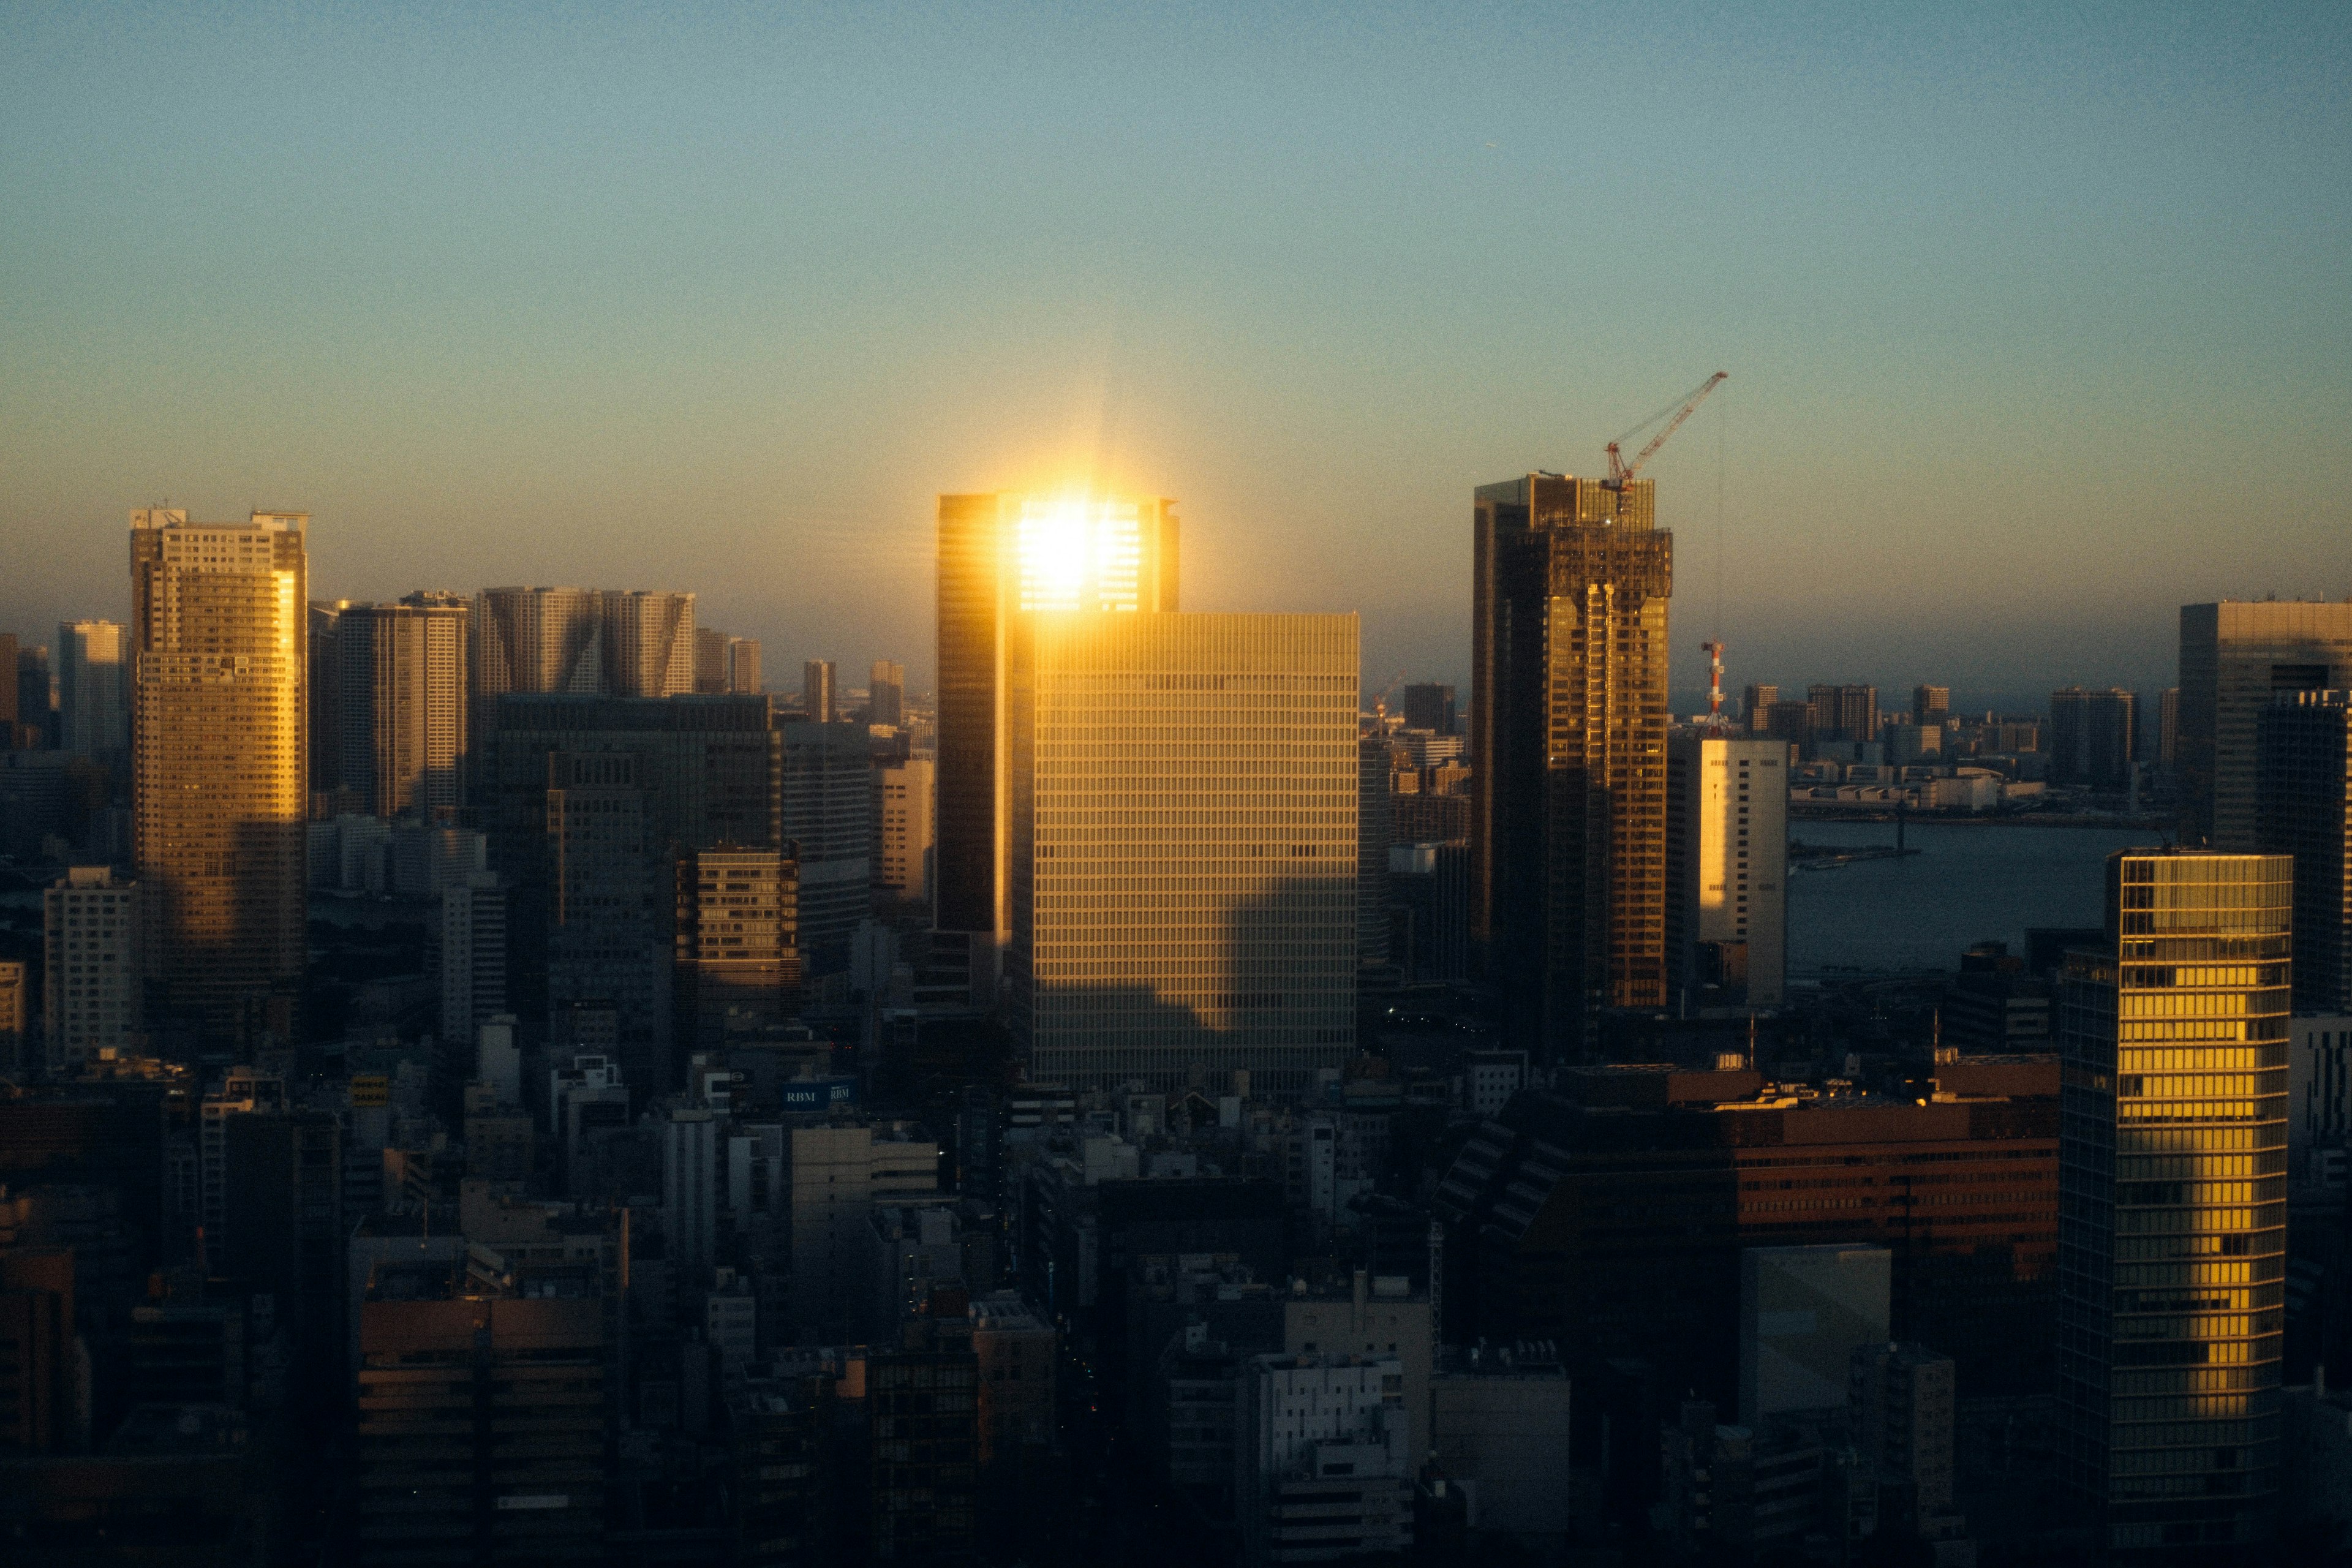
<box><xmin>1787</xmin><ymin>819</ymin><xmax>2158</xmax><ymax>973</ymax></box>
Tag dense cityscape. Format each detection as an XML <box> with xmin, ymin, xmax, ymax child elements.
<box><xmin>1</xmin><ymin>462</ymin><xmax>2348</xmax><ymax>1567</ymax></box>
<box><xmin>4</xmin><ymin>8</ymin><xmax>2350</xmax><ymax>1568</ymax></box>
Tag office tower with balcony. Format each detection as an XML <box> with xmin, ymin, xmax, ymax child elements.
<box><xmin>1400</xmin><ymin>682</ymin><xmax>1457</xmax><ymax>736</ymax></box>
<box><xmin>935</xmin><ymin>492</ymin><xmax>1180</xmax><ymax>944</ymax></box>
<box><xmin>130</xmin><ymin>508</ymin><xmax>309</xmax><ymax>1042</ymax></box>
<box><xmin>876</xmin><ymin>756</ymin><xmax>935</xmax><ymax>905</ymax></box>
<box><xmin>1471</xmin><ymin>473</ymin><xmax>1671</xmax><ymax>1056</ymax></box>
<box><xmin>2258</xmin><ymin>692</ymin><xmax>2352</xmax><ymax>1014</ymax></box>
<box><xmin>1808</xmin><ymin>683</ymin><xmax>1879</xmax><ymax>744</ymax></box>
<box><xmin>2179</xmin><ymin>601</ymin><xmax>2352</xmax><ymax>848</ymax></box>
<box><xmin>1008</xmin><ymin>612</ymin><xmax>1357</xmax><ymax>1096</ymax></box>
<box><xmin>2049</xmin><ymin>686</ymin><xmax>2136</xmax><ymax>791</ymax></box>
<box><xmin>2055</xmin><ymin>850</ymin><xmax>2292</xmax><ymax>1555</ymax></box>
<box><xmin>1666</xmin><ymin>733</ymin><xmax>1787</xmax><ymax>1009</ymax></box>
<box><xmin>870</xmin><ymin>659</ymin><xmax>905</xmax><ymax>726</ymax></box>
<box><xmin>1913</xmin><ymin>685</ymin><xmax>1950</xmax><ymax>727</ymax></box>
<box><xmin>335</xmin><ymin>596</ymin><xmax>470</xmax><ymax>818</ymax></box>
<box><xmin>43</xmin><ymin>867</ymin><xmax>141</xmax><ymax>1074</ymax></box>
<box><xmin>801</xmin><ymin>660</ymin><xmax>835</xmax><ymax>724</ymax></box>
<box><xmin>674</xmin><ymin>846</ymin><xmax>797</xmax><ymax>1050</ymax></box>
<box><xmin>1742</xmin><ymin>681</ymin><xmax>1778</xmax><ymax>732</ymax></box>
<box><xmin>55</xmin><ymin>620</ymin><xmax>129</xmax><ymax>774</ymax></box>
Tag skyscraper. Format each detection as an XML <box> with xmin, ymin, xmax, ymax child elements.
<box><xmin>1912</xmin><ymin>685</ymin><xmax>1950</xmax><ymax>727</ymax></box>
<box><xmin>55</xmin><ymin>620</ymin><xmax>129</xmax><ymax>774</ymax></box>
<box><xmin>1666</xmin><ymin>733</ymin><xmax>1787</xmax><ymax>1009</ymax></box>
<box><xmin>2048</xmin><ymin>686</ymin><xmax>2136</xmax><ymax>791</ymax></box>
<box><xmin>1357</xmin><ymin>734</ymin><xmax>1392</xmax><ymax>971</ymax></box>
<box><xmin>601</xmin><ymin>589</ymin><xmax>697</xmax><ymax>699</ymax></box>
<box><xmin>781</xmin><ymin>720</ymin><xmax>874</xmax><ymax>974</ymax></box>
<box><xmin>336</xmin><ymin>597</ymin><xmax>470</xmax><ymax>818</ymax></box>
<box><xmin>472</xmin><ymin>587</ymin><xmax>696</xmax><ymax>736</ymax></box>
<box><xmin>2157</xmin><ymin>687</ymin><xmax>2180</xmax><ymax>769</ymax></box>
<box><xmin>800</xmin><ymin>659</ymin><xmax>835</xmax><ymax>724</ymax></box>
<box><xmin>1471</xmin><ymin>473</ymin><xmax>1671</xmax><ymax>1056</ymax></box>
<box><xmin>2056</xmin><ymin>850</ymin><xmax>2291</xmax><ymax>1555</ymax></box>
<box><xmin>2258</xmin><ymin>691</ymin><xmax>2352</xmax><ymax>1015</ymax></box>
<box><xmin>935</xmin><ymin>492</ymin><xmax>1180</xmax><ymax>943</ymax></box>
<box><xmin>439</xmin><ymin>872</ymin><xmax>508</xmax><ymax>1058</ymax></box>
<box><xmin>544</xmin><ymin>750</ymin><xmax>669</xmax><ymax>1089</ymax></box>
<box><xmin>1741</xmin><ymin>681</ymin><xmax>1778</xmax><ymax>733</ymax></box>
<box><xmin>130</xmin><ymin>507</ymin><xmax>309</xmax><ymax>1042</ymax></box>
<box><xmin>2178</xmin><ymin>600</ymin><xmax>2352</xmax><ymax>847</ymax></box>
<box><xmin>693</xmin><ymin>627</ymin><xmax>732</xmax><ymax>693</ymax></box>
<box><xmin>869</xmin><ymin>658</ymin><xmax>906</xmax><ymax>727</ymax></box>
<box><xmin>1007</xmin><ymin>611</ymin><xmax>1357</xmax><ymax>1096</ymax></box>
<box><xmin>727</xmin><ymin>636</ymin><xmax>761</xmax><ymax>695</ymax></box>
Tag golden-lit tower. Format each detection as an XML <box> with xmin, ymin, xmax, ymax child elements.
<box><xmin>1470</xmin><ymin>474</ymin><xmax>1671</xmax><ymax>1056</ymax></box>
<box><xmin>131</xmin><ymin>507</ymin><xmax>309</xmax><ymax>1042</ymax></box>
<box><xmin>934</xmin><ymin>493</ymin><xmax>1179</xmax><ymax>944</ymax></box>
<box><xmin>2056</xmin><ymin>850</ymin><xmax>2292</xmax><ymax>1553</ymax></box>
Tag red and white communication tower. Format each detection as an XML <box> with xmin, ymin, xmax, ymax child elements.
<box><xmin>1700</xmin><ymin>639</ymin><xmax>1727</xmax><ymax>723</ymax></box>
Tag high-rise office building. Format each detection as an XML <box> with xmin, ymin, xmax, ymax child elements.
<box><xmin>870</xmin><ymin>659</ymin><xmax>905</xmax><ymax>726</ymax></box>
<box><xmin>543</xmin><ymin>750</ymin><xmax>671</xmax><ymax>1090</ymax></box>
<box><xmin>1742</xmin><ymin>682</ymin><xmax>1779</xmax><ymax>733</ymax></box>
<box><xmin>1400</xmin><ymin>682</ymin><xmax>1457</xmax><ymax>736</ymax></box>
<box><xmin>2179</xmin><ymin>601</ymin><xmax>2352</xmax><ymax>847</ymax></box>
<box><xmin>876</xmin><ymin>756</ymin><xmax>935</xmax><ymax>905</ymax></box>
<box><xmin>1666</xmin><ymin>733</ymin><xmax>1787</xmax><ymax>1009</ymax></box>
<box><xmin>336</xmin><ymin>597</ymin><xmax>470</xmax><ymax>818</ymax></box>
<box><xmin>1358</xmin><ymin>734</ymin><xmax>1392</xmax><ymax>971</ymax></box>
<box><xmin>935</xmin><ymin>492</ymin><xmax>1180</xmax><ymax>941</ymax></box>
<box><xmin>785</xmin><ymin>1122</ymin><xmax>941</xmax><ymax>1344</ymax></box>
<box><xmin>1471</xmin><ymin>473</ymin><xmax>1671</xmax><ymax>1056</ymax></box>
<box><xmin>2258</xmin><ymin>692</ymin><xmax>2352</xmax><ymax>1015</ymax></box>
<box><xmin>2157</xmin><ymin>687</ymin><xmax>2180</xmax><ymax>769</ymax></box>
<box><xmin>1912</xmin><ymin>685</ymin><xmax>1950</xmax><ymax>727</ymax></box>
<box><xmin>42</xmin><ymin>867</ymin><xmax>141</xmax><ymax>1074</ymax></box>
<box><xmin>130</xmin><ymin>508</ymin><xmax>309</xmax><ymax>1042</ymax></box>
<box><xmin>1008</xmin><ymin>612</ymin><xmax>1357</xmax><ymax>1096</ymax></box>
<box><xmin>55</xmin><ymin>620</ymin><xmax>129</xmax><ymax>773</ymax></box>
<box><xmin>801</xmin><ymin>660</ymin><xmax>835</xmax><ymax>724</ymax></box>
<box><xmin>674</xmin><ymin>846</ymin><xmax>797</xmax><ymax>1050</ymax></box>
<box><xmin>307</xmin><ymin>600</ymin><xmax>349</xmax><ymax>799</ymax></box>
<box><xmin>2048</xmin><ymin>686</ymin><xmax>2136</xmax><ymax>791</ymax></box>
<box><xmin>2056</xmin><ymin>850</ymin><xmax>2291</xmax><ymax>1555</ymax></box>
<box><xmin>782</xmin><ymin>720</ymin><xmax>873</xmax><ymax>974</ymax></box>
<box><xmin>1807</xmin><ymin>683</ymin><xmax>1879</xmax><ymax>744</ymax></box>
<box><xmin>439</xmin><ymin>872</ymin><xmax>508</xmax><ymax>1058</ymax></box>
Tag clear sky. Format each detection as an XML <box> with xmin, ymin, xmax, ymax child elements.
<box><xmin>4</xmin><ymin>2</ymin><xmax>2346</xmax><ymax>713</ymax></box>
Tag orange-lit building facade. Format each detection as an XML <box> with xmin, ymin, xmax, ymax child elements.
<box><xmin>130</xmin><ymin>507</ymin><xmax>309</xmax><ymax>1042</ymax></box>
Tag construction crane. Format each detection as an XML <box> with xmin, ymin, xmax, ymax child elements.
<box><xmin>1605</xmin><ymin>370</ymin><xmax>1727</xmax><ymax>488</ymax></box>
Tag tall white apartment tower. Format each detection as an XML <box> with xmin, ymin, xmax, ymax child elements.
<box><xmin>43</xmin><ymin>867</ymin><xmax>143</xmax><ymax>1073</ymax></box>
<box><xmin>56</xmin><ymin>620</ymin><xmax>130</xmax><ymax>771</ymax></box>
<box><xmin>1008</xmin><ymin>612</ymin><xmax>1359</xmax><ymax>1097</ymax></box>
<box><xmin>1666</xmin><ymin>733</ymin><xmax>1789</xmax><ymax>1011</ymax></box>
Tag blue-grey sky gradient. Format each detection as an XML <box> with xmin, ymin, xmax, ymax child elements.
<box><xmin>4</xmin><ymin>2</ymin><xmax>2346</xmax><ymax>712</ymax></box>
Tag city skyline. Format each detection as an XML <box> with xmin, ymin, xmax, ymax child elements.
<box><xmin>6</xmin><ymin>6</ymin><xmax>2348</xmax><ymax>706</ymax></box>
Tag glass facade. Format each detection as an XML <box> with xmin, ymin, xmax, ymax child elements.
<box><xmin>2057</xmin><ymin>851</ymin><xmax>2292</xmax><ymax>1554</ymax></box>
<box><xmin>1008</xmin><ymin>612</ymin><xmax>1357</xmax><ymax>1096</ymax></box>
<box><xmin>933</xmin><ymin>492</ymin><xmax>1179</xmax><ymax>941</ymax></box>
<box><xmin>130</xmin><ymin>508</ymin><xmax>309</xmax><ymax>1042</ymax></box>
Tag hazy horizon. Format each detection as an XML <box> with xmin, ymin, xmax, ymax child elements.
<box><xmin>6</xmin><ymin>4</ymin><xmax>2347</xmax><ymax>713</ymax></box>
